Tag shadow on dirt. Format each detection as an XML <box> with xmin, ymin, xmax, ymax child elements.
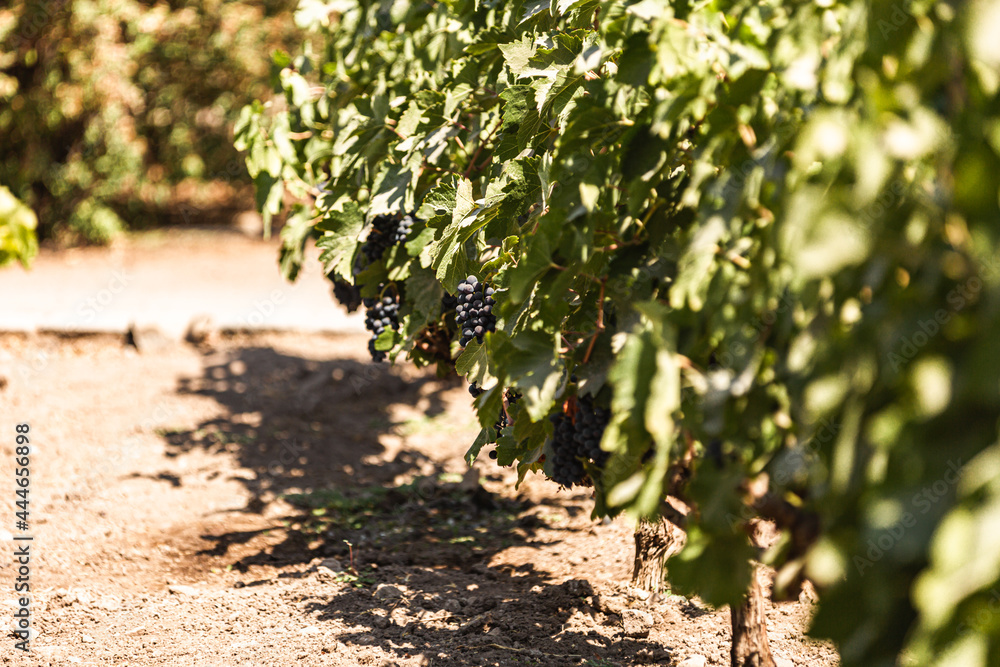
<box><xmin>293</xmin><ymin>490</ymin><xmax>669</xmax><ymax>667</ymax></box>
<box><xmin>229</xmin><ymin>468</ymin><xmax>662</xmax><ymax>667</ymax></box>
<box><xmin>303</xmin><ymin>562</ymin><xmax>668</xmax><ymax>667</ymax></box>
<box><xmin>158</xmin><ymin>338</ymin><xmax>673</xmax><ymax>666</ymax></box>
<box><xmin>161</xmin><ymin>343</ymin><xmax>455</xmax><ymax>502</ymax></box>
<box><xmin>156</xmin><ymin>340</ymin><xmax>471</xmax><ymax>560</ymax></box>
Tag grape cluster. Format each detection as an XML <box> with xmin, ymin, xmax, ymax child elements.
<box><xmin>572</xmin><ymin>395</ymin><xmax>611</xmax><ymax>467</ymax></box>
<box><xmin>469</xmin><ymin>384</ymin><xmax>520</xmax><ymax>460</ymax></box>
<box><xmin>337</xmin><ymin>211</ymin><xmax>418</xmax><ymax>361</ymax></box>
<box><xmin>363</xmin><ymin>287</ymin><xmax>400</xmax><ymax>362</ymax></box>
<box><xmin>361</xmin><ymin>213</ymin><xmax>416</xmax><ymax>264</ymax></box>
<box><xmin>325</xmin><ymin>211</ymin><xmax>422</xmax><ymax>361</ymax></box>
<box><xmin>548</xmin><ymin>395</ymin><xmax>611</xmax><ymax>488</ymax></box>
<box><xmin>331</xmin><ymin>279</ymin><xmax>362</xmax><ymax>312</ymax></box>
<box><xmin>550</xmin><ymin>414</ymin><xmax>586</xmax><ymax>486</ymax></box>
<box><xmin>456</xmin><ymin>276</ymin><xmax>496</xmax><ymax>347</ymax></box>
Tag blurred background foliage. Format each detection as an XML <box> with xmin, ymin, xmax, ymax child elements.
<box><xmin>0</xmin><ymin>0</ymin><xmax>301</xmax><ymax>245</ymax></box>
<box><xmin>0</xmin><ymin>185</ymin><xmax>37</xmax><ymax>267</ymax></box>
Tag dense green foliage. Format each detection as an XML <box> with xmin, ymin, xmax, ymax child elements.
<box><xmin>0</xmin><ymin>0</ymin><xmax>299</xmax><ymax>243</ymax></box>
<box><xmin>238</xmin><ymin>0</ymin><xmax>1000</xmax><ymax>664</ymax></box>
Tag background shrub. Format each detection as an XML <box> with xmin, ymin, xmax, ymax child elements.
<box><xmin>0</xmin><ymin>0</ymin><xmax>300</xmax><ymax>244</ymax></box>
<box><xmin>0</xmin><ymin>185</ymin><xmax>38</xmax><ymax>267</ymax></box>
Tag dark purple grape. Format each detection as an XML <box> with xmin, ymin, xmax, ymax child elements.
<box><xmin>364</xmin><ymin>285</ymin><xmax>399</xmax><ymax>362</ymax></box>
<box><xmin>547</xmin><ymin>394</ymin><xmax>611</xmax><ymax>487</ymax></box>
<box><xmin>361</xmin><ymin>213</ymin><xmax>420</xmax><ymax>264</ymax></box>
<box><xmin>456</xmin><ymin>276</ymin><xmax>498</xmax><ymax>347</ymax></box>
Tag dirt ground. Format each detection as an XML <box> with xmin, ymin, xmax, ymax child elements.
<box><xmin>0</xmin><ymin>330</ymin><xmax>840</xmax><ymax>666</ymax></box>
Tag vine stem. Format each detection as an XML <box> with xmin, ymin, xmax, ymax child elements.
<box><xmin>582</xmin><ymin>280</ymin><xmax>606</xmax><ymax>364</ymax></box>
<box><xmin>638</xmin><ymin>201</ymin><xmax>661</xmax><ymax>231</ymax></box>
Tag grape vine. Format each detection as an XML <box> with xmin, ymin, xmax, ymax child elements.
<box><xmin>237</xmin><ymin>1</ymin><xmax>1000</xmax><ymax>664</ymax></box>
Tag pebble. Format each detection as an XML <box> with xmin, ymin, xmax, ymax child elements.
<box><xmin>184</xmin><ymin>314</ymin><xmax>215</xmax><ymax>344</ymax></box>
<box><xmin>128</xmin><ymin>324</ymin><xmax>173</xmax><ymax>353</ymax></box>
<box><xmin>621</xmin><ymin>608</ymin><xmax>654</xmax><ymax>638</ymax></box>
<box><xmin>167</xmin><ymin>585</ymin><xmax>199</xmax><ymax>596</ymax></box>
<box><xmin>596</xmin><ymin>594</ymin><xmax>625</xmax><ymax>615</ymax></box>
<box><xmin>627</xmin><ymin>586</ymin><xmax>651</xmax><ymax>601</ymax></box>
<box><xmin>564</xmin><ymin>579</ymin><xmax>589</xmax><ymax>596</ymax></box>
<box><xmin>96</xmin><ymin>595</ymin><xmax>122</xmax><ymax>611</ymax></box>
<box><xmin>678</xmin><ymin>656</ymin><xmax>707</xmax><ymax>667</ymax></box>
<box><xmin>443</xmin><ymin>598</ymin><xmax>462</xmax><ymax>614</ymax></box>
<box><xmin>459</xmin><ymin>613</ymin><xmax>487</xmax><ymax>634</ymax></box>
<box><xmin>81</xmin><ymin>635</ymin><xmax>95</xmax><ymax>644</ymax></box>
<box><xmin>774</xmin><ymin>657</ymin><xmax>795</xmax><ymax>667</ymax></box>
<box><xmin>320</xmin><ymin>558</ymin><xmax>343</xmax><ymax>572</ymax></box>
<box><xmin>374</xmin><ymin>584</ymin><xmax>404</xmax><ymax>599</ymax></box>
<box><xmin>67</xmin><ymin>590</ymin><xmax>95</xmax><ymax>607</ymax></box>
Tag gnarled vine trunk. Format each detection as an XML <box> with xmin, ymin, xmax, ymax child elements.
<box><xmin>630</xmin><ymin>502</ymin><xmax>778</xmax><ymax>667</ymax></box>
<box><xmin>630</xmin><ymin>503</ymin><xmax>688</xmax><ymax>593</ymax></box>
<box><xmin>631</xmin><ymin>518</ymin><xmax>673</xmax><ymax>592</ymax></box>
<box><xmin>730</xmin><ymin>565</ymin><xmax>776</xmax><ymax>667</ymax></box>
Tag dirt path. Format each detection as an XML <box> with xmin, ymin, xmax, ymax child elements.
<box><xmin>1</xmin><ymin>332</ymin><xmax>838</xmax><ymax>667</ymax></box>
<box><xmin>0</xmin><ymin>229</ymin><xmax>364</xmax><ymax>336</ymax></box>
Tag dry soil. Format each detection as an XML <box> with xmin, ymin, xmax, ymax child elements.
<box><xmin>0</xmin><ymin>331</ymin><xmax>839</xmax><ymax>667</ymax></box>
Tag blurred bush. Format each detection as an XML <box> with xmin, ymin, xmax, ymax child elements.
<box><xmin>0</xmin><ymin>0</ymin><xmax>299</xmax><ymax>244</ymax></box>
<box><xmin>0</xmin><ymin>186</ymin><xmax>38</xmax><ymax>267</ymax></box>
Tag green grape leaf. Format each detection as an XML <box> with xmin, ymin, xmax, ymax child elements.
<box><xmin>316</xmin><ymin>202</ymin><xmax>365</xmax><ymax>279</ymax></box>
